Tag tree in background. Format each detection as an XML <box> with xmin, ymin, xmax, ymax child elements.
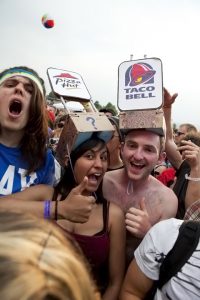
<box><xmin>94</xmin><ymin>101</ymin><xmax>118</xmax><ymax>116</ymax></box>
<box><xmin>94</xmin><ymin>101</ymin><xmax>102</xmax><ymax>111</ymax></box>
<box><xmin>47</xmin><ymin>91</ymin><xmax>60</xmax><ymax>104</ymax></box>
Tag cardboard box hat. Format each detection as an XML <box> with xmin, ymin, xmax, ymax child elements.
<box><xmin>56</xmin><ymin>112</ymin><xmax>115</xmax><ymax>167</ymax></box>
<box><xmin>119</xmin><ymin>108</ymin><xmax>165</xmax><ymax>137</ymax></box>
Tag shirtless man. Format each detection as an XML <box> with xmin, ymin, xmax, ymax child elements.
<box><xmin>103</xmin><ymin>128</ymin><xmax>178</xmax><ymax>266</ymax></box>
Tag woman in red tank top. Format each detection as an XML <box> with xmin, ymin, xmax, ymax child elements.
<box><xmin>54</xmin><ymin>137</ymin><xmax>126</xmax><ymax>299</ymax></box>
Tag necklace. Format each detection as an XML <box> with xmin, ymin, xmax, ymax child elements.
<box><xmin>126</xmin><ymin>180</ymin><xmax>134</xmax><ymax>195</ymax></box>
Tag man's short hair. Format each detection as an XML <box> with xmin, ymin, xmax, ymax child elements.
<box><xmin>181</xmin><ymin>123</ymin><xmax>197</xmax><ymax>133</ymax></box>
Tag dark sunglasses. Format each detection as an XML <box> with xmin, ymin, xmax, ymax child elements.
<box><xmin>175</xmin><ymin>131</ymin><xmax>185</xmax><ymax>137</ymax></box>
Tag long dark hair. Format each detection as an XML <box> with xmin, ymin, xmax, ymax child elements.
<box><xmin>54</xmin><ymin>137</ymin><xmax>108</xmax><ymax>204</ymax></box>
<box><xmin>0</xmin><ymin>66</ymin><xmax>48</xmax><ymax>174</ymax></box>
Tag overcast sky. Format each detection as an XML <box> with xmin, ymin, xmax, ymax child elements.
<box><xmin>1</xmin><ymin>0</ymin><xmax>200</xmax><ymax>127</ymax></box>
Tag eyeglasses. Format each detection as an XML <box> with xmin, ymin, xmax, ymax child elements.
<box><xmin>175</xmin><ymin>131</ymin><xmax>185</xmax><ymax>137</ymax></box>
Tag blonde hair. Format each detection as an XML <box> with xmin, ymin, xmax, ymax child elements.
<box><xmin>0</xmin><ymin>210</ymin><xmax>100</xmax><ymax>300</ymax></box>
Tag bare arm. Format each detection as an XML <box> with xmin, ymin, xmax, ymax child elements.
<box><xmin>1</xmin><ymin>184</ymin><xmax>54</xmax><ymax>202</ymax></box>
<box><xmin>0</xmin><ymin>185</ymin><xmax>54</xmax><ymax>218</ymax></box>
<box><xmin>0</xmin><ymin>177</ymin><xmax>96</xmax><ymax>223</ymax></box>
<box><xmin>163</xmin><ymin>88</ymin><xmax>182</xmax><ymax>169</ymax></box>
<box><xmin>178</xmin><ymin>140</ymin><xmax>200</xmax><ymax>209</ymax></box>
<box><xmin>103</xmin><ymin>203</ymin><xmax>126</xmax><ymax>300</ymax></box>
<box><xmin>159</xmin><ymin>187</ymin><xmax>178</xmax><ymax>219</ymax></box>
<box><xmin>120</xmin><ymin>259</ymin><xmax>153</xmax><ymax>300</ymax></box>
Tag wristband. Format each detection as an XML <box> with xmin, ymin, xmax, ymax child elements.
<box><xmin>185</xmin><ymin>174</ymin><xmax>200</xmax><ymax>182</ymax></box>
<box><xmin>44</xmin><ymin>200</ymin><xmax>51</xmax><ymax>219</ymax></box>
<box><xmin>54</xmin><ymin>198</ymin><xmax>59</xmax><ymax>221</ymax></box>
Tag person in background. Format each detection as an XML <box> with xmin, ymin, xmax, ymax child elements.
<box><xmin>174</xmin><ymin>123</ymin><xmax>197</xmax><ymax>145</ymax></box>
<box><xmin>107</xmin><ymin>116</ymin><xmax>124</xmax><ymax>171</ymax></box>
<box><xmin>48</xmin><ymin>114</ymin><xmax>67</xmax><ymax>155</ymax></box>
<box><xmin>46</xmin><ymin>104</ymin><xmax>56</xmax><ymax>126</ymax></box>
<box><xmin>178</xmin><ymin>135</ymin><xmax>200</xmax><ymax>213</ymax></box>
<box><xmin>163</xmin><ymin>88</ymin><xmax>200</xmax><ymax>218</ymax></box>
<box><xmin>0</xmin><ymin>66</ymin><xmax>57</xmax><ymax>195</ymax></box>
<box><xmin>163</xmin><ymin>88</ymin><xmax>197</xmax><ymax>169</ymax></box>
<box><xmin>153</xmin><ymin>155</ymin><xmax>176</xmax><ymax>188</ymax></box>
<box><xmin>156</xmin><ymin>166</ymin><xmax>176</xmax><ymax>188</ymax></box>
<box><xmin>0</xmin><ymin>210</ymin><xmax>100</xmax><ymax>300</ymax></box>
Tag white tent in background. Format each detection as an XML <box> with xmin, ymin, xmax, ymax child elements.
<box><xmin>52</xmin><ymin>101</ymin><xmax>84</xmax><ymax>112</ymax></box>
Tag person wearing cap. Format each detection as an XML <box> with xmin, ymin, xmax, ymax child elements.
<box><xmin>103</xmin><ymin>127</ymin><xmax>178</xmax><ymax>268</ymax></box>
<box><xmin>3</xmin><ymin>134</ymin><xmax>126</xmax><ymax>300</ymax></box>
<box><xmin>0</xmin><ymin>66</ymin><xmax>58</xmax><ymax>195</ymax></box>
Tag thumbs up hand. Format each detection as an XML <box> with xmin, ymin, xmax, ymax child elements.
<box><xmin>125</xmin><ymin>198</ymin><xmax>152</xmax><ymax>238</ymax></box>
<box><xmin>58</xmin><ymin>176</ymin><xmax>96</xmax><ymax>223</ymax></box>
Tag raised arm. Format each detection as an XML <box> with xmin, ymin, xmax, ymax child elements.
<box><xmin>163</xmin><ymin>88</ymin><xmax>182</xmax><ymax>169</ymax></box>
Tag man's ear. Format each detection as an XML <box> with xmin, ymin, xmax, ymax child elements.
<box><xmin>120</xmin><ymin>142</ymin><xmax>124</xmax><ymax>156</ymax></box>
<box><xmin>157</xmin><ymin>151</ymin><xmax>167</xmax><ymax>165</ymax></box>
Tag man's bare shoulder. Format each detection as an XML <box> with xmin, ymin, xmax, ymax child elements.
<box><xmin>149</xmin><ymin>176</ymin><xmax>178</xmax><ymax>202</ymax></box>
<box><xmin>104</xmin><ymin>169</ymin><xmax>124</xmax><ymax>183</ymax></box>
<box><xmin>151</xmin><ymin>175</ymin><xmax>173</xmax><ymax>190</ymax></box>
<box><xmin>150</xmin><ymin>176</ymin><xmax>178</xmax><ymax>217</ymax></box>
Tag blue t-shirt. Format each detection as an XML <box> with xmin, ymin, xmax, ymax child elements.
<box><xmin>0</xmin><ymin>143</ymin><xmax>56</xmax><ymax>196</ymax></box>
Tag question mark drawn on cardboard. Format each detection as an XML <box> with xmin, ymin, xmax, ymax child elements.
<box><xmin>86</xmin><ymin>116</ymin><xmax>97</xmax><ymax>130</ymax></box>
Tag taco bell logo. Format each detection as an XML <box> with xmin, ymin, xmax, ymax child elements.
<box><xmin>124</xmin><ymin>63</ymin><xmax>156</xmax><ymax>100</ymax></box>
<box><xmin>125</xmin><ymin>63</ymin><xmax>156</xmax><ymax>86</ymax></box>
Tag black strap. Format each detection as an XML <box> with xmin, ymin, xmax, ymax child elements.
<box><xmin>158</xmin><ymin>221</ymin><xmax>200</xmax><ymax>288</ymax></box>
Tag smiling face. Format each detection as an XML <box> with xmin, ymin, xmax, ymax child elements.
<box><xmin>0</xmin><ymin>76</ymin><xmax>33</xmax><ymax>133</ymax></box>
<box><xmin>73</xmin><ymin>142</ymin><xmax>108</xmax><ymax>194</ymax></box>
<box><xmin>121</xmin><ymin>130</ymin><xmax>163</xmax><ymax>181</ymax></box>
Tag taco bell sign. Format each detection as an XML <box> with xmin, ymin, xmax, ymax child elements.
<box><xmin>117</xmin><ymin>58</ymin><xmax>163</xmax><ymax>111</ymax></box>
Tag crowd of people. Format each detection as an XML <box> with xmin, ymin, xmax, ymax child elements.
<box><xmin>0</xmin><ymin>66</ymin><xmax>200</xmax><ymax>299</ymax></box>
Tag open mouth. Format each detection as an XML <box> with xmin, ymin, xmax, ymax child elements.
<box><xmin>130</xmin><ymin>162</ymin><xmax>145</xmax><ymax>169</ymax></box>
<box><xmin>9</xmin><ymin>100</ymin><xmax>22</xmax><ymax>116</ymax></box>
<box><xmin>88</xmin><ymin>173</ymin><xmax>102</xmax><ymax>183</ymax></box>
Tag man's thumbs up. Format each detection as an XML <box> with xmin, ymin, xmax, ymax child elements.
<box><xmin>125</xmin><ymin>198</ymin><xmax>151</xmax><ymax>238</ymax></box>
<box><xmin>139</xmin><ymin>197</ymin><xmax>148</xmax><ymax>213</ymax></box>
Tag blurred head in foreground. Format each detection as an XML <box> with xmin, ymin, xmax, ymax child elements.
<box><xmin>0</xmin><ymin>210</ymin><xmax>99</xmax><ymax>300</ymax></box>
